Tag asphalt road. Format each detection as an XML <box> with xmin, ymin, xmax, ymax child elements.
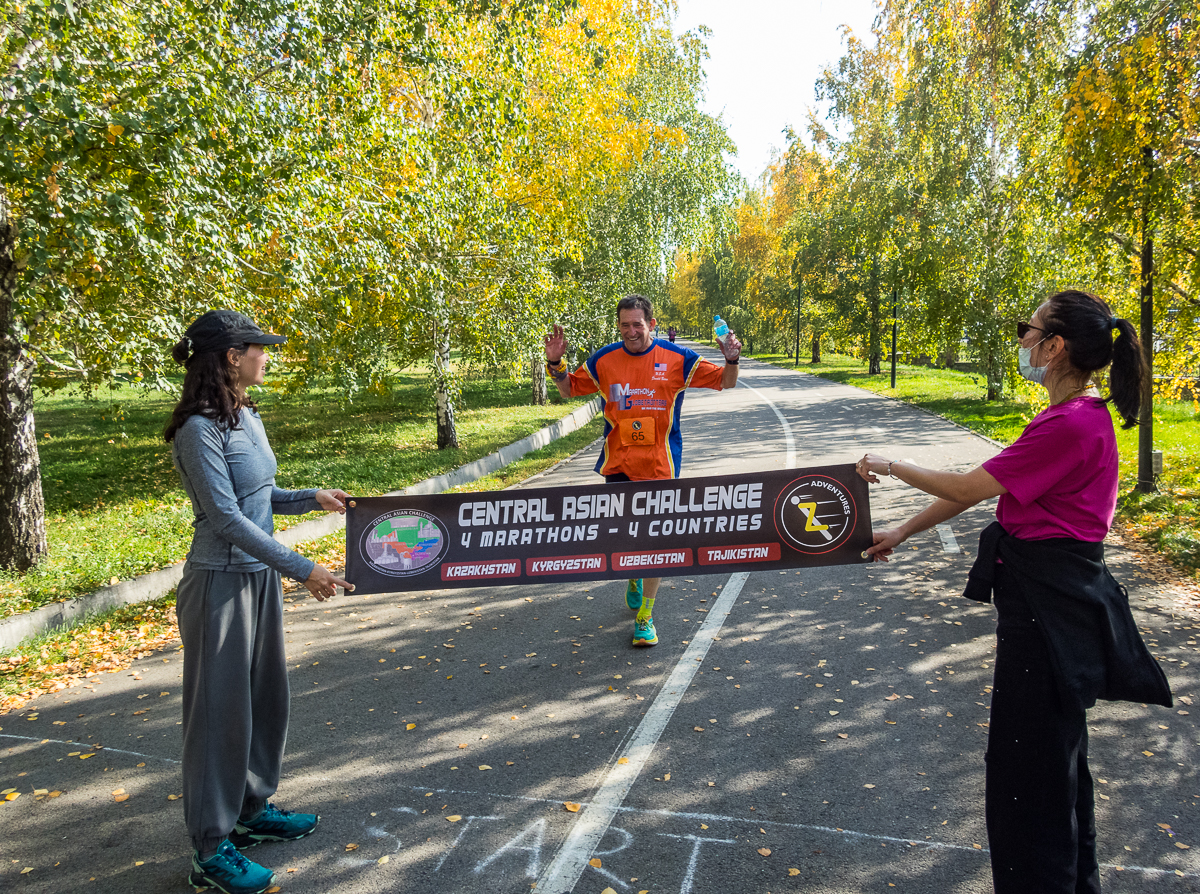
<box><xmin>3</xmin><ymin>345</ymin><xmax>1198</xmax><ymax>894</ymax></box>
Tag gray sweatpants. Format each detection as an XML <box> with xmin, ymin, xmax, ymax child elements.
<box><xmin>177</xmin><ymin>565</ymin><xmax>289</xmax><ymax>856</ymax></box>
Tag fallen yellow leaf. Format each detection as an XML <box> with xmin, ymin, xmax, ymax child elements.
<box><xmin>617</xmin><ymin>757</ymin><xmax>629</xmax><ymax>764</ymax></box>
<box><xmin>134</xmin><ymin>861</ymin><xmax>144</xmax><ymax>866</ymax></box>
<box><xmin>589</xmin><ymin>857</ymin><xmax>602</xmax><ymax>868</ymax></box>
<box><xmin>21</xmin><ymin>867</ymin><xmax>33</xmax><ymax>874</ymax></box>
<box><xmin>378</xmin><ymin>855</ymin><xmax>390</xmax><ymax>864</ymax></box>
<box><xmin>600</xmin><ymin>888</ymin><xmax>616</xmax><ymax>894</ymax></box>
<box><xmin>885</xmin><ymin>693</ymin><xmax>900</xmax><ymax>701</ymax></box>
<box><xmin>267</xmin><ymin>887</ymin><xmax>282</xmax><ymax>894</ymax></box>
<box><xmin>664</xmin><ymin>773</ymin><xmax>671</xmax><ymax>781</ymax></box>
<box><xmin>758</xmin><ymin>847</ymin><xmax>772</xmax><ymax>856</ymax></box>
<box><xmin>446</xmin><ymin>815</ymin><xmax>462</xmax><ymax>822</ymax></box>
<box><xmin>789</xmin><ymin>868</ymin><xmax>801</xmax><ymax>876</ymax></box>
<box><xmin>114</xmin><ymin>794</ymin><xmax>130</xmax><ymax>803</ymax></box>
<box><xmin>694</xmin><ymin>726</ymin><xmax>705</xmax><ymax>732</ymax></box>
<box><xmin>1143</xmin><ymin>751</ymin><xmax>1155</xmax><ymax>757</ymax></box>
<box><xmin>167</xmin><ymin>794</ymin><xmax>182</xmax><ymax>801</ymax></box>
<box><xmin>1177</xmin><ymin>843</ymin><xmax>1191</xmax><ymax>850</ymax></box>
<box><xmin>345</xmin><ymin>843</ymin><xmax>359</xmax><ymax>851</ymax></box>
<box><xmin>700</xmin><ymin>824</ymin><xmax>708</xmax><ymax>830</ymax></box>
<box><xmin>79</xmin><ymin>753</ymin><xmax>93</xmax><ymax>759</ymax></box>
<box><xmin>564</xmin><ymin>802</ymin><xmax>581</xmax><ymax>812</ymax></box>
<box><xmin>863</xmin><ymin>783</ymin><xmax>876</xmax><ymax>789</ymax></box>
<box><xmin>478</xmin><ymin>765</ymin><xmax>492</xmax><ymax>771</ymax></box>
<box><xmin>406</xmin><ymin>723</ymin><xmax>416</xmax><ymax>730</ymax></box>
<box><xmin>5</xmin><ymin>792</ymin><xmax>20</xmax><ymax>801</ymax></box>
<box><xmin>112</xmin><ymin>789</ymin><xmax>126</xmax><ymax>796</ymax></box>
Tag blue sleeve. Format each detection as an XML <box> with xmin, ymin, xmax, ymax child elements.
<box><xmin>272</xmin><ymin>487</ymin><xmax>322</xmax><ymax>515</ymax></box>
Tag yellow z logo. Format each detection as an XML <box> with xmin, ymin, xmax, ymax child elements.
<box><xmin>796</xmin><ymin>502</ymin><xmax>828</xmax><ymax>532</ymax></box>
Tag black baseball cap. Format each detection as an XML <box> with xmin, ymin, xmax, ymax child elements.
<box><xmin>183</xmin><ymin>310</ymin><xmax>286</xmax><ymax>356</ymax></box>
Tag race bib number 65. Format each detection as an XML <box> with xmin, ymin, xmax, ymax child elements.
<box><xmin>618</xmin><ymin>417</ymin><xmax>656</xmax><ymax>447</ymax></box>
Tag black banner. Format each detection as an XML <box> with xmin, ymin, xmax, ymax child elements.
<box><xmin>344</xmin><ymin>464</ymin><xmax>872</xmax><ymax>595</ymax></box>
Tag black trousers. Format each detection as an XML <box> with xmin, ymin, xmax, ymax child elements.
<box><xmin>986</xmin><ymin>565</ymin><xmax>1101</xmax><ymax>894</ymax></box>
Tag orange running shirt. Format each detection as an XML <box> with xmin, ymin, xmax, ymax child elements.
<box><xmin>568</xmin><ymin>339</ymin><xmax>725</xmax><ymax>480</ymax></box>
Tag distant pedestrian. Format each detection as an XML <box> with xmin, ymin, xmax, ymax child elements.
<box><xmin>668</xmin><ymin>325</ymin><xmax>677</xmax><ymax>343</ymax></box>
<box><xmin>164</xmin><ymin>310</ymin><xmax>354</xmax><ymax>894</ymax></box>
<box><xmin>856</xmin><ymin>290</ymin><xmax>1171</xmax><ymax>893</ymax></box>
<box><xmin>544</xmin><ymin>295</ymin><xmax>741</xmax><ymax>647</ymax></box>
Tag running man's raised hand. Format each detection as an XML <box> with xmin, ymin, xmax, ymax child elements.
<box><xmin>544</xmin><ymin>324</ymin><xmax>568</xmax><ymax>364</ymax></box>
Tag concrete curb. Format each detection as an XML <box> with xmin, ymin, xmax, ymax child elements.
<box><xmin>0</xmin><ymin>396</ymin><xmax>604</xmax><ymax>651</ymax></box>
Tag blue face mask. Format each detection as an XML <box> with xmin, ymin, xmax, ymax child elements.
<box><xmin>1018</xmin><ymin>339</ymin><xmax>1048</xmax><ymax>385</ymax></box>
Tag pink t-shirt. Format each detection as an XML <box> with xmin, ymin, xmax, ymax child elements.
<box><xmin>982</xmin><ymin>397</ymin><xmax>1117</xmax><ymax>542</ymax></box>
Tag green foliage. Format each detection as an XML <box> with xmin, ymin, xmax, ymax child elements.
<box><xmin>1</xmin><ymin>0</ymin><xmax>736</xmax><ymax>570</ymax></box>
<box><xmin>681</xmin><ymin>0</ymin><xmax>1199</xmax><ymax>404</ymax></box>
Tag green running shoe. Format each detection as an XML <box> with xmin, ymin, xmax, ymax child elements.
<box><xmin>230</xmin><ymin>803</ymin><xmax>319</xmax><ymax>849</ymax></box>
<box><xmin>189</xmin><ymin>840</ymin><xmax>275</xmax><ymax>894</ymax></box>
<box><xmin>625</xmin><ymin>578</ymin><xmax>644</xmax><ymax>611</ymax></box>
<box><xmin>632</xmin><ymin>617</ymin><xmax>658</xmax><ymax>647</ymax></box>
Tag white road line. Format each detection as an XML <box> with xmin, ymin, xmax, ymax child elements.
<box><xmin>0</xmin><ymin>733</ymin><xmax>181</xmax><ymax>764</ymax></box>
<box><xmin>936</xmin><ymin>524</ymin><xmax>961</xmax><ymax>554</ymax></box>
<box><xmin>534</xmin><ymin>571</ymin><xmax>751</xmax><ymax>894</ymax></box>
<box><xmin>735</xmin><ymin>380</ymin><xmax>796</xmax><ymax>470</ymax></box>
<box><xmin>534</xmin><ymin>360</ymin><xmax>794</xmax><ymax>892</ymax></box>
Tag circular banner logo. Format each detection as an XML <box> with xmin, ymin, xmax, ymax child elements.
<box><xmin>360</xmin><ymin>509</ymin><xmax>449</xmax><ymax>578</ymax></box>
<box><xmin>773</xmin><ymin>475</ymin><xmax>857</xmax><ymax>554</ymax></box>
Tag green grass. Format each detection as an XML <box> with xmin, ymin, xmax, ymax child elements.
<box><xmin>1</xmin><ymin>368</ymin><xmax>598</xmax><ymax>618</ymax></box>
<box><xmin>751</xmin><ymin>351</ymin><xmax>1200</xmax><ymax>577</ymax></box>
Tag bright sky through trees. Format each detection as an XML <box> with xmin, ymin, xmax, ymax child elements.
<box><xmin>673</xmin><ymin>0</ymin><xmax>879</xmax><ymax>184</ymax></box>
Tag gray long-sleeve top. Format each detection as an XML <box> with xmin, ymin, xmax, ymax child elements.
<box><xmin>172</xmin><ymin>409</ymin><xmax>320</xmax><ymax>582</ymax></box>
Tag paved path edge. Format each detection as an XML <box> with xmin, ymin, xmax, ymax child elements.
<box><xmin>0</xmin><ymin>396</ymin><xmax>605</xmax><ymax>651</ymax></box>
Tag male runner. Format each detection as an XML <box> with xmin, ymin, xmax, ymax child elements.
<box><xmin>544</xmin><ymin>294</ymin><xmax>742</xmax><ymax>646</ymax></box>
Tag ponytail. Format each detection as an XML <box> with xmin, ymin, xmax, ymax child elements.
<box><xmin>1107</xmin><ymin>316</ymin><xmax>1146</xmax><ymax>429</ymax></box>
<box><xmin>1041</xmin><ymin>290</ymin><xmax>1145</xmax><ymax>429</ymax></box>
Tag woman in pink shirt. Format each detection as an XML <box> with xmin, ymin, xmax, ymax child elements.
<box><xmin>857</xmin><ymin>290</ymin><xmax>1170</xmax><ymax>894</ymax></box>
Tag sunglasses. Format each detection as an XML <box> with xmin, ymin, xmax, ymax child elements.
<box><xmin>1016</xmin><ymin>321</ymin><xmax>1050</xmax><ymax>339</ymax></box>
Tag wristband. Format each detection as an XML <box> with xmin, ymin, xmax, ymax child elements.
<box><xmin>545</xmin><ymin>360</ymin><xmax>568</xmax><ymax>381</ymax></box>
<box><xmin>726</xmin><ymin>357</ymin><xmax>739</xmax><ymax>365</ymax></box>
<box><xmin>887</xmin><ymin>460</ymin><xmax>898</xmax><ymax>478</ymax></box>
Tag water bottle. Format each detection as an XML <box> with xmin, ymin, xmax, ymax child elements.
<box><xmin>713</xmin><ymin>314</ymin><xmax>730</xmax><ymax>346</ymax></box>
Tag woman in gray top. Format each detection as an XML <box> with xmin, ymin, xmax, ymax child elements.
<box><xmin>164</xmin><ymin>310</ymin><xmax>352</xmax><ymax>894</ymax></box>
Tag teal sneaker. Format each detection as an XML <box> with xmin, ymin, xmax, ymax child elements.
<box><xmin>229</xmin><ymin>803</ymin><xmax>319</xmax><ymax>849</ymax></box>
<box><xmin>189</xmin><ymin>840</ymin><xmax>275</xmax><ymax>894</ymax></box>
<box><xmin>632</xmin><ymin>617</ymin><xmax>658</xmax><ymax>647</ymax></box>
<box><xmin>625</xmin><ymin>578</ymin><xmax>643</xmax><ymax>611</ymax></box>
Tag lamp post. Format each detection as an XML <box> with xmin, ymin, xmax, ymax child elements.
<box><xmin>889</xmin><ymin>287</ymin><xmax>898</xmax><ymax>389</ymax></box>
<box><xmin>794</xmin><ymin>281</ymin><xmax>802</xmax><ymax>368</ymax></box>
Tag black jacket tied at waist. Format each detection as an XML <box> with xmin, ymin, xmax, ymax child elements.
<box><xmin>965</xmin><ymin>521</ymin><xmax>1172</xmax><ymax>714</ymax></box>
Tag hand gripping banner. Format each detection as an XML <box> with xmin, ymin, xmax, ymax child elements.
<box><xmin>345</xmin><ymin>464</ymin><xmax>872</xmax><ymax>595</ymax></box>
